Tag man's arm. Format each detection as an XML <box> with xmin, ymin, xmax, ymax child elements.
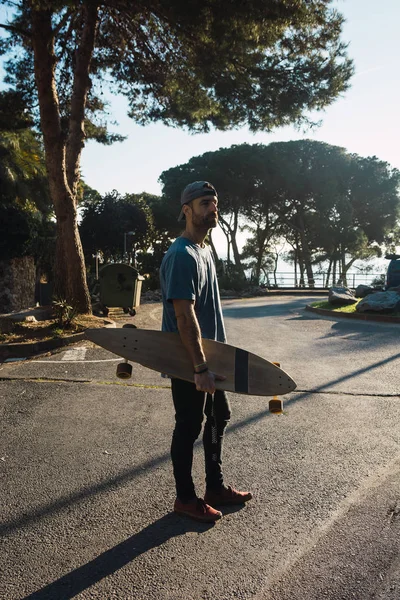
<box><xmin>173</xmin><ymin>299</ymin><xmax>225</xmax><ymax>394</ymax></box>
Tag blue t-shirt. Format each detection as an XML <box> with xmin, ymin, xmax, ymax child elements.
<box><xmin>160</xmin><ymin>237</ymin><xmax>226</xmax><ymax>342</ymax></box>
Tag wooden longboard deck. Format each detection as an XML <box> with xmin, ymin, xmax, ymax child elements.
<box><xmin>86</xmin><ymin>328</ymin><xmax>296</xmax><ymax>397</ymax></box>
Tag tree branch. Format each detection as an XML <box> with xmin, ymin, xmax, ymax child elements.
<box><xmin>271</xmin><ymin>201</ymin><xmax>302</xmax><ymax>233</ymax></box>
<box><xmin>0</xmin><ymin>22</ymin><xmax>31</xmax><ymax>37</ymax></box>
<box><xmin>53</xmin><ymin>7</ymin><xmax>74</xmax><ymax>38</ymax></box>
<box><xmin>56</xmin><ymin>12</ymin><xmax>77</xmax><ymax>68</ymax></box>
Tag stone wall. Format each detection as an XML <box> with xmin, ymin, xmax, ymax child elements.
<box><xmin>0</xmin><ymin>256</ymin><xmax>36</xmax><ymax>314</ymax></box>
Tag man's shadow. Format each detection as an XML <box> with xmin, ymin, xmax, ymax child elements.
<box><xmin>23</xmin><ymin>506</ymin><xmax>244</xmax><ymax>600</ymax></box>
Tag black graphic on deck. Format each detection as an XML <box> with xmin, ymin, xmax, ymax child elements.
<box><xmin>234</xmin><ymin>348</ymin><xmax>249</xmax><ymax>393</ymax></box>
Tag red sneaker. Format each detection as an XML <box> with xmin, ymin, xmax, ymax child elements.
<box><xmin>174</xmin><ymin>497</ymin><xmax>222</xmax><ymax>523</ymax></box>
<box><xmin>204</xmin><ymin>485</ymin><xmax>253</xmax><ymax>506</ymax></box>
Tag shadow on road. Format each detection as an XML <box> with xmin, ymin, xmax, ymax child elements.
<box><xmin>290</xmin><ymin>351</ymin><xmax>400</xmax><ymax>399</ymax></box>
<box><xmin>223</xmin><ymin>300</ymin><xmax>310</xmax><ymax>319</ymax></box>
<box><xmin>21</xmin><ymin>513</ymin><xmax>214</xmax><ymax>599</ymax></box>
<box><xmin>289</xmin><ymin>312</ymin><xmax>400</xmax><ymax>348</ymax></box>
<box><xmin>322</xmin><ymin>320</ymin><xmax>399</xmax><ymax>344</ymax></box>
<box><xmin>3</xmin><ymin>352</ymin><xmax>399</xmax><ymax>543</ymax></box>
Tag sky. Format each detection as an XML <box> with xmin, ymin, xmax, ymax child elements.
<box><xmin>1</xmin><ymin>0</ymin><xmax>399</xmax><ymax>267</ymax></box>
<box><xmin>80</xmin><ymin>0</ymin><xmax>400</xmax><ymax>265</ymax></box>
<box><xmin>78</xmin><ymin>0</ymin><xmax>400</xmax><ymax>195</ymax></box>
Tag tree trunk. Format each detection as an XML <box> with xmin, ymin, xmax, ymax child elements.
<box><xmin>66</xmin><ymin>5</ymin><xmax>99</xmax><ymax>197</ymax></box>
<box><xmin>208</xmin><ymin>231</ymin><xmax>219</xmax><ymax>264</ymax></box>
<box><xmin>218</xmin><ymin>219</ymin><xmax>231</xmax><ymax>264</ymax></box>
<box><xmin>297</xmin><ymin>213</ymin><xmax>314</xmax><ymax>288</ymax></box>
<box><xmin>299</xmin><ymin>264</ymin><xmax>305</xmax><ymax>287</ymax></box>
<box><xmin>261</xmin><ymin>267</ymin><xmax>269</xmax><ymax>286</ymax></box>
<box><xmin>254</xmin><ymin>227</ymin><xmax>271</xmax><ymax>285</ymax></box>
<box><xmin>273</xmin><ymin>253</ymin><xmax>278</xmax><ymax>287</ymax></box>
<box><xmin>254</xmin><ymin>240</ymin><xmax>264</xmax><ymax>285</ymax></box>
<box><xmin>255</xmin><ymin>254</ymin><xmax>263</xmax><ymax>285</ymax></box>
<box><xmin>219</xmin><ymin>214</ymin><xmax>244</xmax><ymax>277</ymax></box>
<box><xmin>54</xmin><ymin>208</ymin><xmax>91</xmax><ymax>310</ymax></box>
<box><xmin>297</xmin><ymin>243</ymin><xmax>305</xmax><ymax>287</ymax></box>
<box><xmin>342</xmin><ymin>255</ymin><xmax>357</xmax><ymax>287</ymax></box>
<box><xmin>340</xmin><ymin>249</ymin><xmax>347</xmax><ymax>286</ymax></box>
<box><xmin>231</xmin><ymin>229</ymin><xmax>243</xmax><ymax>274</ymax></box>
<box><xmin>325</xmin><ymin>258</ymin><xmax>333</xmax><ymax>288</ymax></box>
<box><xmin>31</xmin><ymin>6</ymin><xmax>98</xmax><ymax>313</ymax></box>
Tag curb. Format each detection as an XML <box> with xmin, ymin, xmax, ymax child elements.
<box><xmin>220</xmin><ymin>289</ymin><xmax>329</xmax><ymax>299</ymax></box>
<box><xmin>0</xmin><ymin>321</ymin><xmax>116</xmax><ymax>362</ymax></box>
<box><xmin>305</xmin><ymin>305</ymin><xmax>400</xmax><ymax>324</ymax></box>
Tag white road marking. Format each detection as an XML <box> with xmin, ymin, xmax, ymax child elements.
<box><xmin>34</xmin><ymin>358</ymin><xmax>121</xmax><ymax>363</ymax></box>
<box><xmin>61</xmin><ymin>347</ymin><xmax>87</xmax><ymax>361</ymax></box>
<box><xmin>2</xmin><ymin>346</ymin><xmax>122</xmax><ymax>365</ymax></box>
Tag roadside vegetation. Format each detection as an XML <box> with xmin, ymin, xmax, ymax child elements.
<box><xmin>0</xmin><ymin>0</ymin><xmax>355</xmax><ymax>311</ymax></box>
<box><xmin>0</xmin><ymin>313</ymin><xmax>110</xmax><ymax>345</ymax></box>
<box><xmin>0</xmin><ymin>2</ymin><xmax>399</xmax><ymax>312</ymax></box>
<box><xmin>310</xmin><ymin>300</ymin><xmax>400</xmax><ymax>318</ymax></box>
<box><xmin>310</xmin><ymin>300</ymin><xmax>361</xmax><ymax>313</ymax></box>
<box><xmin>3</xmin><ymin>134</ymin><xmax>399</xmax><ymax>298</ymax></box>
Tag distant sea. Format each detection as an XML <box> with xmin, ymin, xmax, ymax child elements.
<box><xmin>212</xmin><ymin>228</ymin><xmax>395</xmax><ymax>288</ymax></box>
<box><xmin>264</xmin><ymin>256</ymin><xmax>387</xmax><ymax>288</ymax></box>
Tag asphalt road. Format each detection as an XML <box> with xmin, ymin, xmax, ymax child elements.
<box><xmin>1</xmin><ymin>296</ymin><xmax>400</xmax><ymax>600</ymax></box>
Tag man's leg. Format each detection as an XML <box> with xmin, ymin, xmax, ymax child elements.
<box><xmin>171</xmin><ymin>378</ymin><xmax>205</xmax><ymax>501</ymax></box>
<box><xmin>203</xmin><ymin>390</ymin><xmax>252</xmax><ymax>506</ymax></box>
<box><xmin>203</xmin><ymin>389</ymin><xmax>231</xmax><ymax>490</ymax></box>
<box><xmin>171</xmin><ymin>378</ymin><xmax>222</xmax><ymax>522</ymax></box>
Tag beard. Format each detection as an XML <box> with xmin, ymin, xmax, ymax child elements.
<box><xmin>191</xmin><ymin>211</ymin><xmax>218</xmax><ymax>230</ymax></box>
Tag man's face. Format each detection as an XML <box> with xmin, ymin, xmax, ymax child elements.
<box><xmin>186</xmin><ymin>195</ymin><xmax>219</xmax><ymax>229</ymax></box>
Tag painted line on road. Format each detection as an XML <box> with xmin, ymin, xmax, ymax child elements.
<box><xmin>1</xmin><ymin>375</ymin><xmax>398</xmax><ymax>398</ymax></box>
<box><xmin>0</xmin><ymin>375</ymin><xmax>169</xmax><ymax>389</ymax></box>
<box><xmin>295</xmin><ymin>388</ymin><xmax>399</xmax><ymax>398</ymax></box>
<box><xmin>3</xmin><ymin>357</ymin><xmax>122</xmax><ymax>365</ymax></box>
<box><xmin>61</xmin><ymin>347</ymin><xmax>87</xmax><ymax>361</ymax></box>
<box><xmin>33</xmin><ymin>358</ymin><xmax>121</xmax><ymax>363</ymax></box>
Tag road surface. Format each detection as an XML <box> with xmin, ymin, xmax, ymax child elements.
<box><xmin>1</xmin><ymin>296</ymin><xmax>399</xmax><ymax>599</ymax></box>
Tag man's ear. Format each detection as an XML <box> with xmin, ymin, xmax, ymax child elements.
<box><xmin>183</xmin><ymin>203</ymin><xmax>192</xmax><ymax>220</ymax></box>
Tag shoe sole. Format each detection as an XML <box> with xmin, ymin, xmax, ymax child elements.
<box><xmin>204</xmin><ymin>495</ymin><xmax>253</xmax><ymax>507</ymax></box>
<box><xmin>174</xmin><ymin>508</ymin><xmax>222</xmax><ymax>523</ymax></box>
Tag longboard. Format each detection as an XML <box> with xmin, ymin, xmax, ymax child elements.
<box><xmin>85</xmin><ymin>328</ymin><xmax>297</xmax><ymax>397</ymax></box>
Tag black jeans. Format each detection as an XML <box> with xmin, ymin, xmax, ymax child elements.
<box><xmin>171</xmin><ymin>378</ymin><xmax>231</xmax><ymax>502</ymax></box>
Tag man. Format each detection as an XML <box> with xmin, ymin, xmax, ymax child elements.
<box><xmin>160</xmin><ymin>181</ymin><xmax>252</xmax><ymax>523</ymax></box>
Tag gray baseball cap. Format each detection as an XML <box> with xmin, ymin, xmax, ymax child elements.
<box><xmin>178</xmin><ymin>181</ymin><xmax>218</xmax><ymax>221</ymax></box>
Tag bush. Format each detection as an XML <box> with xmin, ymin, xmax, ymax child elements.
<box><xmin>0</xmin><ymin>203</ymin><xmax>38</xmax><ymax>259</ymax></box>
<box><xmin>52</xmin><ymin>298</ymin><xmax>78</xmax><ymax>328</ymax></box>
<box><xmin>217</xmin><ymin>265</ymin><xmax>249</xmax><ymax>292</ymax></box>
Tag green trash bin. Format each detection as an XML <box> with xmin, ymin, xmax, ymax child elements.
<box><xmin>99</xmin><ymin>263</ymin><xmax>145</xmax><ymax>316</ymax></box>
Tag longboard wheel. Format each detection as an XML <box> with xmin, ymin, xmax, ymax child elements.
<box><xmin>116</xmin><ymin>362</ymin><xmax>132</xmax><ymax>379</ymax></box>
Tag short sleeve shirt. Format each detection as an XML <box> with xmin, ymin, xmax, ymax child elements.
<box><xmin>160</xmin><ymin>237</ymin><xmax>226</xmax><ymax>342</ymax></box>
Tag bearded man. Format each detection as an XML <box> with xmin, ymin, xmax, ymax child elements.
<box><xmin>160</xmin><ymin>181</ymin><xmax>252</xmax><ymax>523</ymax></box>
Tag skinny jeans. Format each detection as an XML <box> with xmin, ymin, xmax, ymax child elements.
<box><xmin>170</xmin><ymin>378</ymin><xmax>231</xmax><ymax>502</ymax></box>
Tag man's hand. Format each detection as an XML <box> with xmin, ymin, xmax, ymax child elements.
<box><xmin>194</xmin><ymin>370</ymin><xmax>226</xmax><ymax>395</ymax></box>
